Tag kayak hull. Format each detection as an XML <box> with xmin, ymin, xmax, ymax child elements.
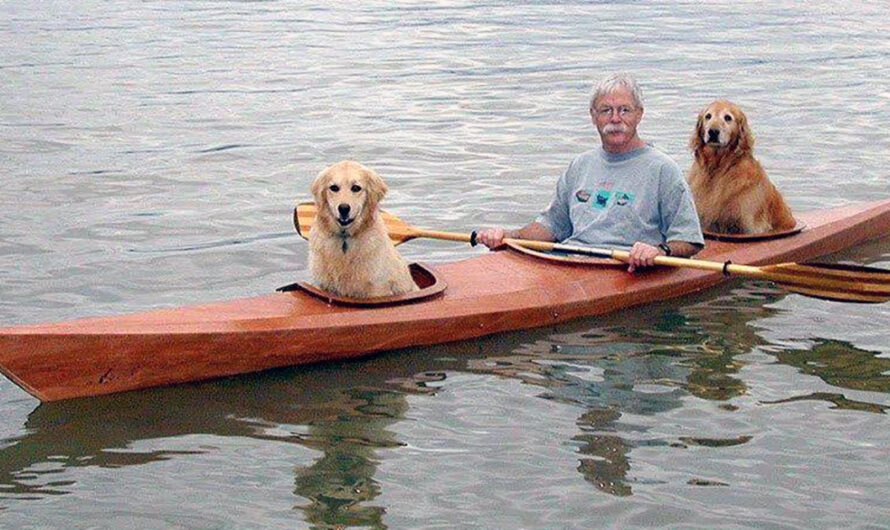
<box><xmin>2</xmin><ymin>199</ymin><xmax>890</xmax><ymax>402</ymax></box>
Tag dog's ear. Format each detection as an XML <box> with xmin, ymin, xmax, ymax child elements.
<box><xmin>689</xmin><ymin>110</ymin><xmax>705</xmax><ymax>154</ymax></box>
<box><xmin>735</xmin><ymin>110</ymin><xmax>754</xmax><ymax>154</ymax></box>
<box><xmin>311</xmin><ymin>166</ymin><xmax>331</xmax><ymax>204</ymax></box>
<box><xmin>364</xmin><ymin>168</ymin><xmax>388</xmax><ymax>211</ymax></box>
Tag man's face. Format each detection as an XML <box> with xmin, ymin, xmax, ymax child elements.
<box><xmin>591</xmin><ymin>88</ymin><xmax>643</xmax><ymax>153</ymax></box>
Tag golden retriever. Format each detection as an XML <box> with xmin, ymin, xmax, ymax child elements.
<box><xmin>687</xmin><ymin>100</ymin><xmax>795</xmax><ymax>234</ymax></box>
<box><xmin>308</xmin><ymin>160</ymin><xmax>418</xmax><ymax>298</ymax></box>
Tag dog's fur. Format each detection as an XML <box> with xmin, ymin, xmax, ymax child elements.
<box><xmin>687</xmin><ymin>100</ymin><xmax>795</xmax><ymax>234</ymax></box>
<box><xmin>308</xmin><ymin>160</ymin><xmax>417</xmax><ymax>298</ymax></box>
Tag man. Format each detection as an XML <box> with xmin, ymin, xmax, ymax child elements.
<box><xmin>477</xmin><ymin>73</ymin><xmax>704</xmax><ymax>272</ymax></box>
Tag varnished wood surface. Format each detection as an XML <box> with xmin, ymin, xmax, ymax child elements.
<box><xmin>283</xmin><ymin>263</ymin><xmax>447</xmax><ymax>307</ymax></box>
<box><xmin>2</xmin><ymin>199</ymin><xmax>890</xmax><ymax>402</ymax></box>
<box><xmin>703</xmin><ymin>219</ymin><xmax>807</xmax><ymax>241</ymax></box>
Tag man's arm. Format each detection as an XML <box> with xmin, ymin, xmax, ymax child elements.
<box><xmin>476</xmin><ymin>221</ymin><xmax>556</xmax><ymax>249</ymax></box>
<box><xmin>664</xmin><ymin>241</ymin><xmax>700</xmax><ymax>258</ymax></box>
<box><xmin>656</xmin><ymin>160</ymin><xmax>706</xmax><ymax>254</ymax></box>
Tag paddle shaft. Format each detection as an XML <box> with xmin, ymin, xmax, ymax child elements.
<box><xmin>413</xmin><ymin>228</ymin><xmax>749</xmax><ymax>272</ymax></box>
<box><xmin>545</xmin><ymin>241</ymin><xmax>889</xmax><ymax>295</ymax></box>
<box><xmin>548</xmin><ymin>241</ymin><xmax>765</xmax><ymax>276</ymax></box>
<box><xmin>414</xmin><ymin>228</ymin><xmax>861</xmax><ymax>290</ymax></box>
<box><xmin>411</xmin><ymin>228</ymin><xmax>475</xmax><ymax>244</ymax></box>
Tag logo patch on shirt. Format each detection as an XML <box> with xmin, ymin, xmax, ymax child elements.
<box><xmin>575</xmin><ymin>189</ymin><xmax>591</xmax><ymax>203</ymax></box>
<box><xmin>615</xmin><ymin>192</ymin><xmax>634</xmax><ymax>206</ymax></box>
<box><xmin>590</xmin><ymin>190</ymin><xmax>635</xmax><ymax>209</ymax></box>
<box><xmin>594</xmin><ymin>191</ymin><xmax>611</xmax><ymax>209</ymax></box>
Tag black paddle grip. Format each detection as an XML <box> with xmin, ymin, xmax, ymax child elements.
<box><xmin>470</xmin><ymin>231</ymin><xmax>478</xmax><ymax>247</ymax></box>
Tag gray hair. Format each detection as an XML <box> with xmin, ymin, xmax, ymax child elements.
<box><xmin>589</xmin><ymin>72</ymin><xmax>644</xmax><ymax>111</ymax></box>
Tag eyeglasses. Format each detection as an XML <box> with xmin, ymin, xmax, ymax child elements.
<box><xmin>594</xmin><ymin>105</ymin><xmax>637</xmax><ymax>118</ymax></box>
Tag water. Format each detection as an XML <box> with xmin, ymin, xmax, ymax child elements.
<box><xmin>2</xmin><ymin>0</ymin><xmax>890</xmax><ymax>527</ymax></box>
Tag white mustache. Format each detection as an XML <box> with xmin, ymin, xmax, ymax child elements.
<box><xmin>603</xmin><ymin>124</ymin><xmax>628</xmax><ymax>134</ymax></box>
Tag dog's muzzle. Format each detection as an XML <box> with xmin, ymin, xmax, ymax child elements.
<box><xmin>707</xmin><ymin>129</ymin><xmax>721</xmax><ymax>144</ymax></box>
<box><xmin>337</xmin><ymin>204</ymin><xmax>354</xmax><ymax>226</ymax></box>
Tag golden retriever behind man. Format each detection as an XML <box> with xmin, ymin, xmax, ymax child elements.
<box><xmin>687</xmin><ymin>100</ymin><xmax>795</xmax><ymax>234</ymax></box>
<box><xmin>309</xmin><ymin>160</ymin><xmax>418</xmax><ymax>298</ymax></box>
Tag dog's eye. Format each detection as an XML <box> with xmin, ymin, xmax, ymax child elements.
<box><xmin>724</xmin><ymin>114</ymin><xmax>733</xmax><ymax>122</ymax></box>
<box><xmin>351</xmin><ymin>185</ymin><xmax>362</xmax><ymax>193</ymax></box>
<box><xmin>705</xmin><ymin>113</ymin><xmax>712</xmax><ymax>120</ymax></box>
<box><xmin>329</xmin><ymin>185</ymin><xmax>340</xmax><ymax>192</ymax></box>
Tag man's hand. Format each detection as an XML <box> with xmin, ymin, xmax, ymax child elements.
<box><xmin>627</xmin><ymin>242</ymin><xmax>664</xmax><ymax>273</ymax></box>
<box><xmin>476</xmin><ymin>222</ymin><xmax>556</xmax><ymax>250</ymax></box>
<box><xmin>476</xmin><ymin>227</ymin><xmax>509</xmax><ymax>249</ymax></box>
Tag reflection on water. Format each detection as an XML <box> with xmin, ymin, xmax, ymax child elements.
<box><xmin>0</xmin><ymin>365</ymin><xmax>415</xmax><ymax>526</ymax></box>
<box><xmin>574</xmin><ymin>408</ymin><xmax>632</xmax><ymax>497</ymax></box>
<box><xmin>776</xmin><ymin>339</ymin><xmax>890</xmax><ymax>394</ymax></box>
<box><xmin>459</xmin><ymin>283</ymin><xmax>785</xmax><ymax>496</ymax></box>
<box><xmin>764</xmin><ymin>392</ymin><xmax>888</xmax><ymax>415</ymax></box>
<box><xmin>766</xmin><ymin>339</ymin><xmax>890</xmax><ymax>414</ymax></box>
<box><xmin>292</xmin><ymin>389</ymin><xmax>406</xmax><ymax>529</ymax></box>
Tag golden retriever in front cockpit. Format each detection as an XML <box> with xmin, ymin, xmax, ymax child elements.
<box><xmin>308</xmin><ymin>160</ymin><xmax>417</xmax><ymax>298</ymax></box>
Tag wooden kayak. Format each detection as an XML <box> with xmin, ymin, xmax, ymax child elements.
<box><xmin>2</xmin><ymin>199</ymin><xmax>890</xmax><ymax>402</ymax></box>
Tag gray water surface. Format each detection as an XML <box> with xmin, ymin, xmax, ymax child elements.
<box><xmin>2</xmin><ymin>1</ymin><xmax>890</xmax><ymax>528</ymax></box>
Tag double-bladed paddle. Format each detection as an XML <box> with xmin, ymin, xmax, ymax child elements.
<box><xmin>295</xmin><ymin>202</ymin><xmax>890</xmax><ymax>303</ymax></box>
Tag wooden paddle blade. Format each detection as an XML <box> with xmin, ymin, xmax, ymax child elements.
<box><xmin>761</xmin><ymin>262</ymin><xmax>890</xmax><ymax>303</ymax></box>
<box><xmin>379</xmin><ymin>210</ymin><xmax>421</xmax><ymax>245</ymax></box>
<box><xmin>781</xmin><ymin>285</ymin><xmax>890</xmax><ymax>304</ymax></box>
<box><xmin>764</xmin><ymin>262</ymin><xmax>890</xmax><ymax>281</ymax></box>
<box><xmin>294</xmin><ymin>202</ymin><xmax>315</xmax><ymax>240</ymax></box>
<box><xmin>293</xmin><ymin>202</ymin><xmax>418</xmax><ymax>246</ymax></box>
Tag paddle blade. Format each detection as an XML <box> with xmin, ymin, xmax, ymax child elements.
<box><xmin>761</xmin><ymin>262</ymin><xmax>890</xmax><ymax>303</ymax></box>
<box><xmin>293</xmin><ymin>203</ymin><xmax>418</xmax><ymax>246</ymax></box>
<box><xmin>781</xmin><ymin>285</ymin><xmax>890</xmax><ymax>304</ymax></box>
<box><xmin>294</xmin><ymin>202</ymin><xmax>315</xmax><ymax>240</ymax></box>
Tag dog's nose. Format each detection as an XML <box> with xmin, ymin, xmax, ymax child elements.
<box><xmin>708</xmin><ymin>129</ymin><xmax>720</xmax><ymax>142</ymax></box>
<box><xmin>338</xmin><ymin>204</ymin><xmax>351</xmax><ymax>218</ymax></box>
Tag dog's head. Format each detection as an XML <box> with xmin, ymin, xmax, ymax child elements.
<box><xmin>311</xmin><ymin>160</ymin><xmax>388</xmax><ymax>236</ymax></box>
<box><xmin>690</xmin><ymin>100</ymin><xmax>753</xmax><ymax>157</ymax></box>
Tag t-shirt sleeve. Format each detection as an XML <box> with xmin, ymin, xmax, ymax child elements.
<box><xmin>659</xmin><ymin>161</ymin><xmax>705</xmax><ymax>246</ymax></box>
<box><xmin>534</xmin><ymin>162</ymin><xmax>575</xmax><ymax>242</ymax></box>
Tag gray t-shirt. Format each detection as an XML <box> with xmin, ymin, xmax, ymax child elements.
<box><xmin>535</xmin><ymin>145</ymin><xmax>704</xmax><ymax>250</ymax></box>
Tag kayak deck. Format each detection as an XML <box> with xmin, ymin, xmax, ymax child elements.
<box><xmin>1</xmin><ymin>199</ymin><xmax>889</xmax><ymax>402</ymax></box>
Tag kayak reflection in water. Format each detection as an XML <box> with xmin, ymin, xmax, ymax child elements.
<box><xmin>476</xmin><ymin>72</ymin><xmax>704</xmax><ymax>273</ymax></box>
